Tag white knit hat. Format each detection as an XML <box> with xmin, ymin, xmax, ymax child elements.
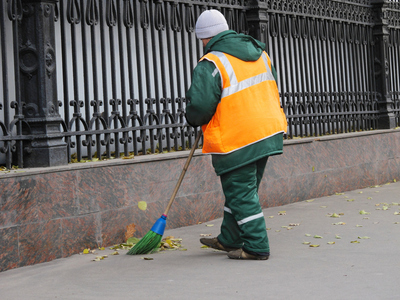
<box><xmin>195</xmin><ymin>9</ymin><xmax>229</xmax><ymax>39</ymax></box>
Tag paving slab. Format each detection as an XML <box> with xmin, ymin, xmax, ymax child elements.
<box><xmin>1</xmin><ymin>181</ymin><xmax>400</xmax><ymax>300</ymax></box>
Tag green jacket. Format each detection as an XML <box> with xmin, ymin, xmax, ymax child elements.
<box><xmin>185</xmin><ymin>30</ymin><xmax>285</xmax><ymax>176</ymax></box>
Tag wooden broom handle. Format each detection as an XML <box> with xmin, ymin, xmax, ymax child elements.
<box><xmin>163</xmin><ymin>132</ymin><xmax>202</xmax><ymax>216</ymax></box>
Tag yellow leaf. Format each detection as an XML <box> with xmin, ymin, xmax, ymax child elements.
<box><xmin>327</xmin><ymin>241</ymin><xmax>335</xmax><ymax>245</ymax></box>
<box><xmin>347</xmin><ymin>199</ymin><xmax>355</xmax><ymax>202</ymax></box>
<box><xmin>83</xmin><ymin>249</ymin><xmax>90</xmax><ymax>254</ymax></box>
<box><xmin>206</xmin><ymin>224</ymin><xmax>214</xmax><ymax>227</ymax></box>
<box><xmin>358</xmin><ymin>236</ymin><xmax>370</xmax><ymax>239</ymax></box>
<box><xmin>330</xmin><ymin>213</ymin><xmax>340</xmax><ymax>218</ymax></box>
<box><xmin>201</xmin><ymin>245</ymin><xmax>210</xmax><ymax>248</ymax></box>
<box><xmin>99</xmin><ymin>247</ymin><xmax>105</xmax><ymax>250</ymax></box>
<box><xmin>351</xmin><ymin>240</ymin><xmax>360</xmax><ymax>243</ymax></box>
<box><xmin>302</xmin><ymin>241</ymin><xmax>311</xmax><ymax>245</ymax></box>
<box><xmin>306</xmin><ymin>199</ymin><xmax>315</xmax><ymax>203</ymax></box>
<box><xmin>314</xmin><ymin>235</ymin><xmax>323</xmax><ymax>239</ymax></box>
<box><xmin>359</xmin><ymin>210</ymin><xmax>370</xmax><ymax>215</ymax></box>
<box><xmin>138</xmin><ymin>201</ymin><xmax>147</xmax><ymax>211</ymax></box>
<box><xmin>111</xmin><ymin>251</ymin><xmax>119</xmax><ymax>255</ymax></box>
<box><xmin>335</xmin><ymin>235</ymin><xmax>342</xmax><ymax>239</ymax></box>
<box><xmin>309</xmin><ymin>244</ymin><xmax>320</xmax><ymax>247</ymax></box>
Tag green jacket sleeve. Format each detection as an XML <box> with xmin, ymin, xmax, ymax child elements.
<box><xmin>185</xmin><ymin>60</ymin><xmax>221</xmax><ymax>127</ymax></box>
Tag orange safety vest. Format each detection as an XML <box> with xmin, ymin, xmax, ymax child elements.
<box><xmin>200</xmin><ymin>51</ymin><xmax>287</xmax><ymax>154</ymax></box>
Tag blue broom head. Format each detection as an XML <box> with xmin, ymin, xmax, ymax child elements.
<box><xmin>150</xmin><ymin>214</ymin><xmax>167</xmax><ymax>235</ymax></box>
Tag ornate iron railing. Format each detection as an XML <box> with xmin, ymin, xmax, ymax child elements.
<box><xmin>0</xmin><ymin>0</ymin><xmax>399</xmax><ymax>169</ymax></box>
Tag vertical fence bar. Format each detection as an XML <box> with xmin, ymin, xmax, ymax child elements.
<box><xmin>0</xmin><ymin>0</ymin><xmax>12</xmax><ymax>169</ymax></box>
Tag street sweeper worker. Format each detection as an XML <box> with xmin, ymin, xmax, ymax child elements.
<box><xmin>185</xmin><ymin>9</ymin><xmax>287</xmax><ymax>260</ymax></box>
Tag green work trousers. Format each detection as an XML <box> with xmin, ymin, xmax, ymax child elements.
<box><xmin>217</xmin><ymin>156</ymin><xmax>270</xmax><ymax>254</ymax></box>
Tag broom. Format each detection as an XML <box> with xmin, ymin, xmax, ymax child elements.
<box><xmin>127</xmin><ymin>132</ymin><xmax>202</xmax><ymax>255</ymax></box>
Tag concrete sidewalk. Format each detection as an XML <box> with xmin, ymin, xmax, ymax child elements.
<box><xmin>1</xmin><ymin>181</ymin><xmax>400</xmax><ymax>300</ymax></box>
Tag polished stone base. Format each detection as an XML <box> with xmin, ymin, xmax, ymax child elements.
<box><xmin>1</xmin><ymin>130</ymin><xmax>399</xmax><ymax>271</ymax></box>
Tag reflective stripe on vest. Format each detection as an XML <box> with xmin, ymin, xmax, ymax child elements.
<box><xmin>200</xmin><ymin>51</ymin><xmax>287</xmax><ymax>154</ymax></box>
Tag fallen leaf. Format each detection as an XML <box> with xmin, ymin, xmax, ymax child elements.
<box><xmin>278</xmin><ymin>211</ymin><xmax>286</xmax><ymax>215</ymax></box>
<box><xmin>179</xmin><ymin>248</ymin><xmax>188</xmax><ymax>251</ymax></box>
<box><xmin>394</xmin><ymin>212</ymin><xmax>400</xmax><ymax>215</ymax></box>
<box><xmin>359</xmin><ymin>210</ymin><xmax>370</xmax><ymax>215</ymax></box>
<box><xmin>141</xmin><ymin>257</ymin><xmax>154</xmax><ymax>260</ymax></box>
<box><xmin>306</xmin><ymin>199</ymin><xmax>315</xmax><ymax>203</ymax></box>
<box><xmin>99</xmin><ymin>247</ymin><xmax>105</xmax><ymax>250</ymax></box>
<box><xmin>111</xmin><ymin>251</ymin><xmax>119</xmax><ymax>255</ymax></box>
<box><xmin>206</xmin><ymin>224</ymin><xmax>214</xmax><ymax>227</ymax></box>
<box><xmin>268</xmin><ymin>216</ymin><xmax>274</xmax><ymax>218</ymax></box>
<box><xmin>302</xmin><ymin>241</ymin><xmax>311</xmax><ymax>245</ymax></box>
<box><xmin>347</xmin><ymin>199</ymin><xmax>355</xmax><ymax>202</ymax></box>
<box><xmin>201</xmin><ymin>245</ymin><xmax>210</xmax><ymax>248</ymax></box>
<box><xmin>358</xmin><ymin>236</ymin><xmax>370</xmax><ymax>239</ymax></box>
<box><xmin>266</xmin><ymin>228</ymin><xmax>271</xmax><ymax>230</ymax></box>
<box><xmin>83</xmin><ymin>249</ymin><xmax>90</xmax><ymax>254</ymax></box>
<box><xmin>125</xmin><ymin>223</ymin><xmax>136</xmax><ymax>241</ymax></box>
<box><xmin>138</xmin><ymin>201</ymin><xmax>147</xmax><ymax>211</ymax></box>
<box><xmin>126</xmin><ymin>237</ymin><xmax>140</xmax><ymax>245</ymax></box>
<box><xmin>309</xmin><ymin>244</ymin><xmax>320</xmax><ymax>247</ymax></box>
<box><xmin>335</xmin><ymin>235</ymin><xmax>342</xmax><ymax>239</ymax></box>
<box><xmin>330</xmin><ymin>213</ymin><xmax>340</xmax><ymax>218</ymax></box>
<box><xmin>332</xmin><ymin>222</ymin><xmax>346</xmax><ymax>225</ymax></box>
<box><xmin>314</xmin><ymin>235</ymin><xmax>323</xmax><ymax>239</ymax></box>
<box><xmin>351</xmin><ymin>240</ymin><xmax>360</xmax><ymax>243</ymax></box>
<box><xmin>305</xmin><ymin>234</ymin><xmax>311</xmax><ymax>237</ymax></box>
<box><xmin>335</xmin><ymin>192</ymin><xmax>345</xmax><ymax>195</ymax></box>
<box><xmin>200</xmin><ymin>233</ymin><xmax>212</xmax><ymax>237</ymax></box>
<box><xmin>356</xmin><ymin>225</ymin><xmax>363</xmax><ymax>227</ymax></box>
<box><xmin>327</xmin><ymin>242</ymin><xmax>335</xmax><ymax>245</ymax></box>
<box><xmin>382</xmin><ymin>206</ymin><xmax>389</xmax><ymax>210</ymax></box>
<box><xmin>289</xmin><ymin>223</ymin><xmax>300</xmax><ymax>226</ymax></box>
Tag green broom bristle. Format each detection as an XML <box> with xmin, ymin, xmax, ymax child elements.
<box><xmin>126</xmin><ymin>230</ymin><xmax>163</xmax><ymax>255</ymax></box>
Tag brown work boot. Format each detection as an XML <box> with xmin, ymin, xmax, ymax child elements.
<box><xmin>200</xmin><ymin>237</ymin><xmax>240</xmax><ymax>252</ymax></box>
<box><xmin>227</xmin><ymin>248</ymin><xmax>269</xmax><ymax>260</ymax></box>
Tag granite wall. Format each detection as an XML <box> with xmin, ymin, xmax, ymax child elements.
<box><xmin>1</xmin><ymin>129</ymin><xmax>399</xmax><ymax>271</ymax></box>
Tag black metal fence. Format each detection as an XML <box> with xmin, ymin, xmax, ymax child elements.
<box><xmin>1</xmin><ymin>0</ymin><xmax>400</xmax><ymax>169</ymax></box>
